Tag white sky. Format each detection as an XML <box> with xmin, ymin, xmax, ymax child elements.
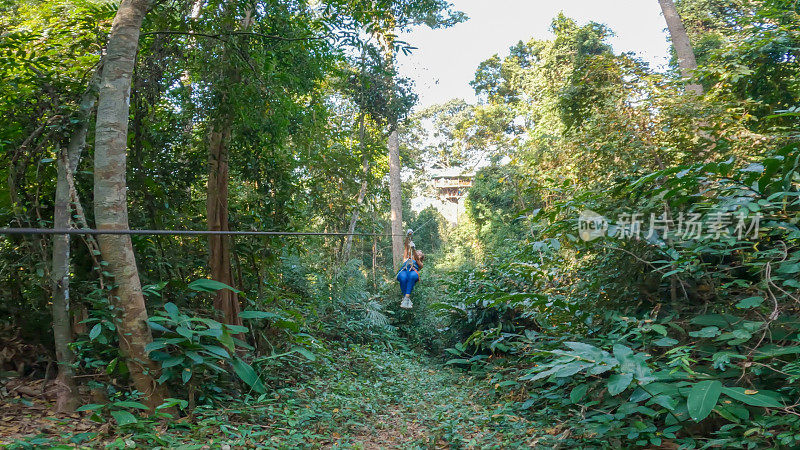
<box><xmin>396</xmin><ymin>0</ymin><xmax>673</xmax><ymax>109</ymax></box>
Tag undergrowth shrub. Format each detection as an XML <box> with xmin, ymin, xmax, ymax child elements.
<box><xmin>437</xmin><ymin>144</ymin><xmax>800</xmax><ymax>447</ymax></box>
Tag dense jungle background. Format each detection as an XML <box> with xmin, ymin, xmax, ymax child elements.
<box><xmin>1</xmin><ymin>0</ymin><xmax>800</xmax><ymax>447</ymax></box>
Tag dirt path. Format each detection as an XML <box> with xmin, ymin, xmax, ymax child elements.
<box><xmin>295</xmin><ymin>347</ymin><xmax>535</xmax><ymax>448</ymax></box>
<box><xmin>2</xmin><ymin>347</ymin><xmax>536</xmax><ymax>448</ymax></box>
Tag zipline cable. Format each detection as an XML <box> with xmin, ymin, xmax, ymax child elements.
<box><xmin>0</xmin><ymin>228</ymin><xmax>401</xmax><ymax>237</ymax></box>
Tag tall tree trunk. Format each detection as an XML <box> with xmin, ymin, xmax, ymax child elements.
<box><xmin>381</xmin><ymin>29</ymin><xmax>404</xmax><ymax>269</ymax></box>
<box><xmin>51</xmin><ymin>153</ymin><xmax>79</xmax><ymax>412</ymax></box>
<box><xmin>93</xmin><ymin>0</ymin><xmax>166</xmax><ymax>409</ymax></box>
<box><xmin>207</xmin><ymin>127</ymin><xmax>242</xmax><ymax>327</ymax></box>
<box><xmin>658</xmin><ymin>0</ymin><xmax>703</xmax><ymax>95</ymax></box>
<box><xmin>205</xmin><ymin>9</ymin><xmax>252</xmax><ymax>328</ymax></box>
<box><xmin>50</xmin><ymin>68</ymin><xmax>101</xmax><ymax>412</ymax></box>
<box><xmin>388</xmin><ymin>128</ymin><xmax>403</xmax><ymax>269</ymax></box>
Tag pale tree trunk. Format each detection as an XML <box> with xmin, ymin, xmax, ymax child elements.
<box><xmin>51</xmin><ymin>155</ymin><xmax>79</xmax><ymax>413</ymax></box>
<box><xmin>93</xmin><ymin>0</ymin><xmax>166</xmax><ymax>409</ymax></box>
<box><xmin>658</xmin><ymin>0</ymin><xmax>716</xmax><ymax>161</ymax></box>
<box><xmin>388</xmin><ymin>128</ymin><xmax>403</xmax><ymax>269</ymax></box>
<box><xmin>381</xmin><ymin>31</ymin><xmax>404</xmax><ymax>269</ymax></box>
<box><xmin>658</xmin><ymin>0</ymin><xmax>703</xmax><ymax>95</ymax></box>
<box><xmin>50</xmin><ymin>68</ymin><xmax>101</xmax><ymax>412</ymax></box>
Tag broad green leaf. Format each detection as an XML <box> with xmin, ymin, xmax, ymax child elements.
<box><xmin>564</xmin><ymin>341</ymin><xmax>608</xmax><ymax>362</ymax></box>
<box><xmin>629</xmin><ymin>387</ymin><xmax>651</xmax><ymax>402</ymax></box>
<box><xmin>607</xmin><ymin>373</ymin><xmax>633</xmax><ymax>396</ymax></box>
<box><xmin>735</xmin><ymin>296</ymin><xmax>764</xmax><ymax>309</ymax></box>
<box><xmin>718</xmin><ymin>404</ymin><xmax>750</xmax><ymax>422</ymax></box>
<box><xmin>741</xmin><ymin>163</ymin><xmax>764</xmax><ymax>173</ymax></box>
<box><xmin>554</xmin><ymin>361</ymin><xmax>592</xmax><ymax>377</ymax></box>
<box><xmin>110</xmin><ymin>410</ymin><xmax>138</xmax><ymax>426</ymax></box>
<box><xmin>203</xmin><ymin>361</ymin><xmax>228</xmax><ymax>373</ymax></box>
<box><xmin>185</xmin><ymin>351</ymin><xmax>203</xmax><ymax>364</ymax></box>
<box><xmin>636</xmin><ymin>405</ymin><xmax>658</xmax><ymax>417</ymax></box>
<box><xmin>687</xmin><ymin>380</ymin><xmax>722</xmax><ymax>422</ymax></box>
<box><xmin>198</xmin><ymin>327</ymin><xmax>223</xmax><ymax>339</ymax></box>
<box><xmin>75</xmin><ymin>404</ymin><xmax>104</xmax><ymax>412</ymax></box>
<box><xmin>570</xmin><ymin>383</ymin><xmax>589</xmax><ymax>403</ymax></box>
<box><xmin>145</xmin><ymin>341</ymin><xmax>167</xmax><ymax>353</ymax></box>
<box><xmin>112</xmin><ymin>401</ymin><xmax>149</xmax><ymax>410</ymax></box>
<box><xmin>239</xmin><ymin>310</ymin><xmax>280</xmax><ymax>320</ymax></box>
<box><xmin>720</xmin><ymin>387</ymin><xmax>782</xmax><ymax>408</ymax></box>
<box><xmin>717</xmin><ymin>329</ymin><xmax>752</xmax><ymax>344</ymax></box>
<box><xmin>224</xmin><ymin>324</ymin><xmax>249</xmax><ymax>334</ymax></box>
<box><xmin>292</xmin><ymin>346</ymin><xmax>317</xmax><ymax>361</ymax></box>
<box><xmin>753</xmin><ymin>345</ymin><xmax>800</xmax><ymax>360</ymax></box>
<box><xmin>777</xmin><ymin>262</ymin><xmax>800</xmax><ymax>274</ymax></box>
<box><xmin>521</xmin><ymin>366</ymin><xmax>559</xmax><ymax>381</ymax></box>
<box><xmin>162</xmin><ymin>356</ymin><xmax>185</xmax><ymax>369</ymax></box>
<box><xmin>231</xmin><ymin>357</ymin><xmax>266</xmax><ymax>393</ymax></box>
<box><xmin>614</xmin><ymin>344</ymin><xmax>653</xmax><ymax>383</ymax></box>
<box><xmin>149</xmin><ymin>322</ymin><xmax>170</xmax><ymax>333</ymax></box>
<box><xmin>446</xmin><ymin>358</ymin><xmax>470</xmax><ymax>365</ymax></box>
<box><xmin>187</xmin><ymin>279</ymin><xmax>241</xmax><ymax>293</ymax></box>
<box><xmin>689</xmin><ymin>326</ymin><xmax>720</xmax><ymax>338</ymax></box>
<box><xmin>691</xmin><ymin>314</ymin><xmax>740</xmax><ymax>328</ymax></box>
<box><xmin>653</xmin><ymin>337</ymin><xmax>678</xmax><ymax>347</ymax></box>
<box><xmin>148</xmin><ymin>351</ymin><xmax>171</xmax><ymax>362</ymax></box>
<box><xmin>647</xmin><ymin>394</ymin><xmax>677</xmax><ymax>411</ymax></box>
<box><xmin>163</xmin><ymin>302</ymin><xmax>180</xmax><ymax>319</ymax></box>
<box><xmin>157</xmin><ymin>398</ymin><xmax>189</xmax><ymax>410</ymax></box>
<box><xmin>106</xmin><ymin>358</ymin><xmax>118</xmax><ymax>375</ymax></box>
<box><xmin>89</xmin><ymin>324</ymin><xmax>102</xmax><ymax>341</ymax></box>
<box><xmin>201</xmin><ymin>345</ymin><xmax>230</xmax><ymax>359</ymax></box>
<box><xmin>218</xmin><ymin>331</ymin><xmax>235</xmax><ymax>352</ymax></box>
<box><xmin>650</xmin><ymin>324</ymin><xmax>668</xmax><ymax>336</ymax></box>
<box><xmin>175</xmin><ymin>326</ymin><xmax>193</xmax><ymax>340</ymax></box>
<box><xmin>612</xmin><ymin>343</ymin><xmax>633</xmax><ymax>359</ymax></box>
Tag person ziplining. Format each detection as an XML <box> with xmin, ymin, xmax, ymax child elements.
<box><xmin>397</xmin><ymin>229</ymin><xmax>424</xmax><ymax>309</ymax></box>
<box><xmin>2</xmin><ymin>225</ymin><xmax>429</xmax><ymax>308</ymax></box>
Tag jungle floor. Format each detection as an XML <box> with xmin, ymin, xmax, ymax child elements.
<box><xmin>0</xmin><ymin>347</ymin><xmax>546</xmax><ymax>449</ymax></box>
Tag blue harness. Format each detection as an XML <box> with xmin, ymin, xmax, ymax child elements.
<box><xmin>399</xmin><ymin>259</ymin><xmax>420</xmax><ymax>273</ymax></box>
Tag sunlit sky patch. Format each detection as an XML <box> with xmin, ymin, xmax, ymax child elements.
<box><xmin>397</xmin><ymin>0</ymin><xmax>673</xmax><ymax>109</ymax></box>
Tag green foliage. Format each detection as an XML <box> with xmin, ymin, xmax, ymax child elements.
<box><xmin>436</xmin><ymin>148</ymin><xmax>800</xmax><ymax>447</ymax></box>
<box><xmin>10</xmin><ymin>347</ymin><xmax>539</xmax><ymax>448</ymax></box>
<box><xmin>3</xmin><ymin>0</ymin><xmax>800</xmax><ymax>447</ymax></box>
<box><xmin>69</xmin><ymin>394</ymin><xmax>188</xmax><ymax>440</ymax></box>
<box><xmin>466</xmin><ymin>164</ymin><xmax>532</xmax><ymax>249</ymax></box>
<box><xmin>416</xmin><ymin>4</ymin><xmax>800</xmax><ymax>446</ymax></box>
<box><xmin>316</xmin><ymin>259</ymin><xmax>397</xmax><ymax>344</ymax></box>
<box><xmin>146</xmin><ymin>301</ymin><xmax>260</xmax><ymax>398</ymax></box>
<box><xmin>406</xmin><ymin>206</ymin><xmax>446</xmax><ymax>253</ymax></box>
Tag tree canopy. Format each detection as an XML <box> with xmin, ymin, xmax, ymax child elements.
<box><xmin>1</xmin><ymin>0</ymin><xmax>800</xmax><ymax>447</ymax></box>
